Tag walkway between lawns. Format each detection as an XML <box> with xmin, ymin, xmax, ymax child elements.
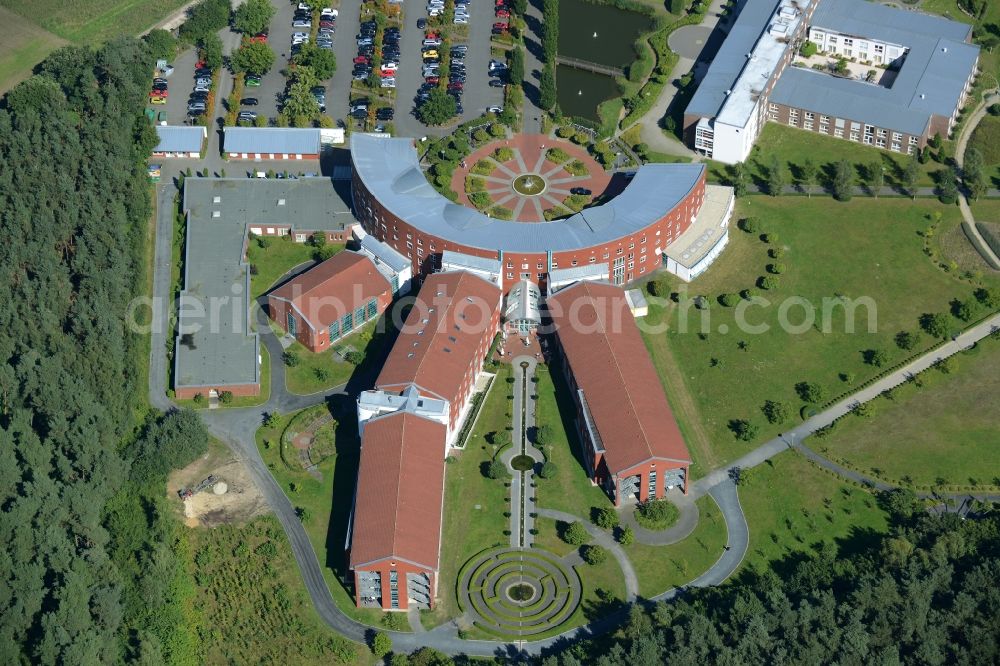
<box><xmin>692</xmin><ymin>311</ymin><xmax>1000</xmax><ymax>497</ymax></box>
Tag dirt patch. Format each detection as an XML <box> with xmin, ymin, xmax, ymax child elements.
<box><xmin>167</xmin><ymin>442</ymin><xmax>270</xmax><ymax>528</ymax></box>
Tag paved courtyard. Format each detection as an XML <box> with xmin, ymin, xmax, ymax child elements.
<box><xmin>450</xmin><ymin>134</ymin><xmax>611</xmax><ymax>221</ymax></box>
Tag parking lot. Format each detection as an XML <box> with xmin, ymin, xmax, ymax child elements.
<box><xmin>328</xmin><ymin>0</ymin><xmax>363</xmax><ymax>124</ymax></box>
<box><xmin>160</xmin><ymin>47</ymin><xmax>199</xmax><ymax>125</ymax></box>
<box><xmin>245</xmin><ymin>0</ymin><xmax>302</xmax><ymax>120</ymax></box>
<box><xmin>393</xmin><ymin>0</ymin><xmax>503</xmax><ymax>138</ymax></box>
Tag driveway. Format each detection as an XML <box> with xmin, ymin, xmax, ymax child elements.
<box><xmin>161</xmin><ymin>47</ymin><xmax>198</xmax><ymax>124</ymax></box>
<box><xmin>328</xmin><ymin>0</ymin><xmax>363</xmax><ymax>125</ymax></box>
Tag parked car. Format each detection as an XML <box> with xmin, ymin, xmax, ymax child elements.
<box><xmin>487</xmin><ymin>105</ymin><xmax>503</xmax><ymax>114</ymax></box>
<box><xmin>496</xmin><ymin>7</ymin><xmax>510</xmax><ymax>17</ymax></box>
<box><xmin>150</xmin><ymin>96</ymin><xmax>167</xmax><ymax>104</ymax></box>
<box><xmin>195</xmin><ymin>77</ymin><xmax>212</xmax><ymax>86</ymax></box>
<box><xmin>292</xmin><ymin>19</ymin><xmax>311</xmax><ymax>28</ymax></box>
<box><xmin>488</xmin><ymin>79</ymin><xmax>505</xmax><ymax>87</ymax></box>
<box><xmin>417</xmin><ymin>17</ymin><xmax>427</xmax><ymax>28</ymax></box>
<box><xmin>570</xmin><ymin>187</ymin><xmax>592</xmax><ymax>196</ymax></box>
<box><xmin>238</xmin><ymin>111</ymin><xmax>257</xmax><ymax>121</ymax></box>
<box><xmin>245</xmin><ymin>75</ymin><xmax>262</xmax><ymax>86</ymax></box>
<box><xmin>376</xmin><ymin>107</ymin><xmax>394</xmax><ymax>120</ymax></box>
<box><xmin>241</xmin><ymin>97</ymin><xmax>259</xmax><ymax>106</ymax></box>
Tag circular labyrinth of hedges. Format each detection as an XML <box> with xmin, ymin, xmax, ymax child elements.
<box><xmin>457</xmin><ymin>547</ymin><xmax>581</xmax><ymax>637</ymax></box>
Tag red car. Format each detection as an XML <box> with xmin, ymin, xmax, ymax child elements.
<box><xmin>248</xmin><ymin>32</ymin><xmax>267</xmax><ymax>43</ymax></box>
<box><xmin>149</xmin><ymin>89</ymin><xmax>168</xmax><ymax>97</ymax></box>
<box><xmin>493</xmin><ymin>21</ymin><xmax>508</xmax><ymax>29</ymax></box>
<box><xmin>425</xmin><ymin>76</ymin><xmax>440</xmax><ymax>84</ymax></box>
<box><xmin>320</xmin><ymin>20</ymin><xmax>335</xmax><ymax>27</ymax></box>
<box><xmin>495</xmin><ymin>8</ymin><xmax>510</xmax><ymax>17</ymax></box>
<box><xmin>425</xmin><ymin>31</ymin><xmax>440</xmax><ymax>38</ymax></box>
<box><xmin>496</xmin><ymin>0</ymin><xmax>506</xmax><ymax>5</ymax></box>
<box><xmin>196</xmin><ymin>59</ymin><xmax>207</xmax><ymax>69</ymax></box>
<box><xmin>380</xmin><ymin>69</ymin><xmax>396</xmax><ymax>78</ymax></box>
<box><xmin>353</xmin><ymin>56</ymin><xmax>370</xmax><ymax>64</ymax></box>
<box><xmin>447</xmin><ymin>82</ymin><xmax>464</xmax><ymax>90</ymax></box>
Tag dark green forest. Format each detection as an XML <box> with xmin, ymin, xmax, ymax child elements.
<box><xmin>537</xmin><ymin>491</ymin><xmax>1000</xmax><ymax>666</ymax></box>
<box><xmin>0</xmin><ymin>38</ymin><xmax>207</xmax><ymax>663</ymax></box>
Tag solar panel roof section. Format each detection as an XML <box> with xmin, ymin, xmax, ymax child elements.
<box><xmin>351</xmin><ymin>133</ymin><xmax>705</xmax><ymax>253</ymax></box>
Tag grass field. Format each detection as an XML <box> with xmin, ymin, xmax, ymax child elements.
<box><xmin>969</xmin><ymin>114</ymin><xmax>1000</xmax><ymax>189</ymax></box>
<box><xmin>247</xmin><ymin>239</ymin><xmax>337</xmax><ymax>300</ymax></box>
<box><xmin>623</xmin><ymin>495</ymin><xmax>728</xmax><ymax>598</ymax></box>
<box><xmin>735</xmin><ymin>451</ymin><xmax>889</xmax><ymax>579</ymax></box>
<box><xmin>811</xmin><ymin>335</ymin><xmax>1000</xmax><ymax>490</ymax></box>
<box><xmin>0</xmin><ymin>8</ymin><xmax>67</xmax><ymax>95</ymax></box>
<box><xmin>282</xmin><ymin>318</ymin><xmax>382</xmax><ymax>395</ymax></box>
<box><xmin>641</xmin><ymin>197</ymin><xmax>1000</xmax><ymax>475</ymax></box>
<box><xmin>435</xmin><ymin>364</ymin><xmax>512</xmax><ymax>624</ymax></box>
<box><xmin>718</xmin><ymin>123</ymin><xmax>941</xmax><ymax>190</ymax></box>
<box><xmin>532</xmin><ymin>365</ymin><xmax>614</xmax><ymax>514</ymax></box>
<box><xmin>0</xmin><ymin>0</ymin><xmax>190</xmax><ymax>44</ymax></box>
<box><xmin>189</xmin><ymin>516</ymin><xmax>371</xmax><ymax>665</ymax></box>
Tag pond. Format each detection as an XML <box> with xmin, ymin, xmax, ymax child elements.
<box><xmin>555</xmin><ymin>65</ymin><xmax>620</xmax><ymax>122</ymax></box>
<box><xmin>558</xmin><ymin>0</ymin><xmax>653</xmax><ymax>67</ymax></box>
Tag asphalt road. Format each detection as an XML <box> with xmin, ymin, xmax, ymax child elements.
<box><xmin>161</xmin><ymin>48</ymin><xmax>198</xmax><ymax>124</ymax></box>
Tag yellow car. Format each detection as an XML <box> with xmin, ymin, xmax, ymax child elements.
<box><xmin>422</xmin><ymin>50</ymin><xmax>438</xmax><ymax>59</ymax></box>
<box><xmin>150</xmin><ymin>96</ymin><xmax>167</xmax><ymax>104</ymax></box>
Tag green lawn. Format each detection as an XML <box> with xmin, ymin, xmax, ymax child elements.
<box><xmin>435</xmin><ymin>364</ymin><xmax>512</xmax><ymax>624</ymax></box>
<box><xmin>0</xmin><ymin>0</ymin><xmax>190</xmax><ymax>43</ymax></box>
<box><xmin>248</xmin><ymin>238</ymin><xmax>340</xmax><ymax>299</ymax></box>
<box><xmin>811</xmin><ymin>335</ymin><xmax>1000</xmax><ymax>491</ymax></box>
<box><xmin>532</xmin><ymin>365</ymin><xmax>614</xmax><ymax>514</ymax></box>
<box><xmin>253</xmin><ymin>406</ymin><xmax>410</xmax><ymax>632</ymax></box>
<box><xmin>282</xmin><ymin>318</ymin><xmax>382</xmax><ymax>395</ymax></box>
<box><xmin>641</xmin><ymin>197</ymin><xmax>999</xmax><ymax>474</ymax></box>
<box><xmin>735</xmin><ymin>450</ymin><xmax>889</xmax><ymax>578</ymax></box>
<box><xmin>461</xmin><ymin>516</ymin><xmax>627</xmax><ymax>642</ymax></box>
<box><xmin>969</xmin><ymin>114</ymin><xmax>1000</xmax><ymax>190</ymax></box>
<box><xmin>623</xmin><ymin>495</ymin><xmax>728</xmax><ymax>599</ymax></box>
<box><xmin>0</xmin><ymin>7</ymin><xmax>67</xmax><ymax>94</ymax></box>
<box><xmin>723</xmin><ymin>123</ymin><xmax>940</xmax><ymax>190</ymax></box>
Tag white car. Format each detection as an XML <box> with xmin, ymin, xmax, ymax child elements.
<box><xmin>298</xmin><ymin>2</ymin><xmax>310</xmax><ymax>9</ymax></box>
<box><xmin>487</xmin><ymin>105</ymin><xmax>503</xmax><ymax>114</ymax></box>
<box><xmin>381</xmin><ymin>63</ymin><xmax>398</xmax><ymax>71</ymax></box>
<box><xmin>380</xmin><ymin>79</ymin><xmax>396</xmax><ymax>88</ymax></box>
<box><xmin>427</xmin><ymin>7</ymin><xmax>441</xmax><ymax>15</ymax></box>
<box><xmin>423</xmin><ymin>38</ymin><xmax>442</xmax><ymax>46</ymax></box>
<box><xmin>321</xmin><ymin>7</ymin><xmax>338</xmax><ymax>17</ymax></box>
<box><xmin>292</xmin><ymin>19</ymin><xmax>311</xmax><ymax>27</ymax></box>
<box><xmin>454</xmin><ymin>15</ymin><xmax>468</xmax><ymax>23</ymax></box>
<box><xmin>292</xmin><ymin>31</ymin><xmax>309</xmax><ymax>39</ymax></box>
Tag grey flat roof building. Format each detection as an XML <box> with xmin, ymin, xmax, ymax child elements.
<box><xmin>351</xmin><ymin>133</ymin><xmax>705</xmax><ymax>254</ymax></box>
<box><xmin>686</xmin><ymin>0</ymin><xmax>790</xmax><ymax>121</ymax></box>
<box><xmin>154</xmin><ymin>125</ymin><xmax>205</xmax><ymax>153</ymax></box>
<box><xmin>224</xmin><ymin>127</ymin><xmax>322</xmax><ymax>154</ymax></box>
<box><xmin>175</xmin><ymin>178</ymin><xmax>355</xmax><ymax>392</ymax></box>
<box><xmin>772</xmin><ymin>0</ymin><xmax>979</xmax><ymax>135</ymax></box>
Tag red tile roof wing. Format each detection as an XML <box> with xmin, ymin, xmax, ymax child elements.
<box><xmin>375</xmin><ymin>271</ymin><xmax>501</xmax><ymax>400</ymax></box>
<box><xmin>270</xmin><ymin>251</ymin><xmax>391</xmax><ymax>330</ymax></box>
<box><xmin>548</xmin><ymin>282</ymin><xmax>692</xmax><ymax>475</ymax></box>
<box><xmin>349</xmin><ymin>412</ymin><xmax>447</xmax><ymax>570</ymax></box>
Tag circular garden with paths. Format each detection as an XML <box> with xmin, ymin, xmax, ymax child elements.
<box><xmin>457</xmin><ymin>546</ymin><xmax>582</xmax><ymax>638</ymax></box>
<box><xmin>450</xmin><ymin>133</ymin><xmax>611</xmax><ymax>222</ymax></box>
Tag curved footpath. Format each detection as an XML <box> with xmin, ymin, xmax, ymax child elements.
<box><xmin>955</xmin><ymin>89</ymin><xmax>1000</xmax><ymax>269</ymax></box>
<box><xmin>149</xmin><ymin>181</ymin><xmax>1000</xmax><ymax>657</ymax></box>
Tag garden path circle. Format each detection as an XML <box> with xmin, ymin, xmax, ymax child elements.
<box><xmin>457</xmin><ymin>546</ymin><xmax>582</xmax><ymax>637</ymax></box>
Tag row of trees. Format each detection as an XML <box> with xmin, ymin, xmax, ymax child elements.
<box><xmin>736</xmin><ymin>154</ymin><xmax>926</xmax><ymax>201</ymax></box>
<box><xmin>538</xmin><ymin>0</ymin><xmax>559</xmax><ymax>110</ymax></box>
<box><xmin>0</xmin><ymin>36</ymin><xmax>212</xmax><ymax>663</ymax></box>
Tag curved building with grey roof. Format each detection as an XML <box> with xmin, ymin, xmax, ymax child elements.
<box><xmin>351</xmin><ymin>133</ymin><xmax>710</xmax><ymax>289</ymax></box>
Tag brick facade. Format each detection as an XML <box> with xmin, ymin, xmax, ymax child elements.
<box><xmin>351</xmin><ymin>170</ymin><xmax>707</xmax><ymax>292</ymax></box>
